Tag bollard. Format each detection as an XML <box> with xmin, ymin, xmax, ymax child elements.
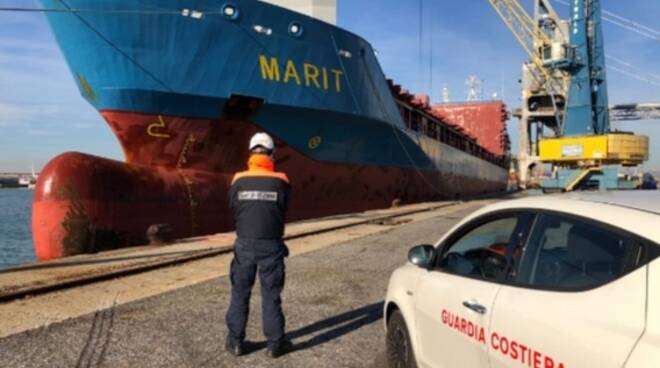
<box><xmin>147</xmin><ymin>224</ymin><xmax>174</xmax><ymax>245</ymax></box>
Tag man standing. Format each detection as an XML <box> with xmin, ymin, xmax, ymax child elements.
<box><xmin>225</xmin><ymin>132</ymin><xmax>292</xmax><ymax>358</ymax></box>
<box><xmin>641</xmin><ymin>173</ymin><xmax>658</xmax><ymax>190</ymax></box>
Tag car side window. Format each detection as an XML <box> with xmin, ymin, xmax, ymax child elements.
<box><xmin>438</xmin><ymin>216</ymin><xmax>519</xmax><ymax>281</ymax></box>
<box><xmin>516</xmin><ymin>214</ymin><xmax>643</xmax><ymax>291</ymax></box>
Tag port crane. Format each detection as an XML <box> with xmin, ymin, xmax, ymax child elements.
<box><xmin>489</xmin><ymin>0</ymin><xmax>650</xmax><ymax>191</ymax></box>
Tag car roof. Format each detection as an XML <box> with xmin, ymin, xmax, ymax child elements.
<box><xmin>459</xmin><ymin>191</ymin><xmax>660</xmax><ymax>244</ymax></box>
<box><xmin>564</xmin><ymin>190</ymin><xmax>660</xmax><ymax>215</ymax></box>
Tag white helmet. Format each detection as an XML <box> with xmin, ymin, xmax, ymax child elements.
<box><xmin>249</xmin><ymin>132</ymin><xmax>275</xmax><ymax>153</ymax></box>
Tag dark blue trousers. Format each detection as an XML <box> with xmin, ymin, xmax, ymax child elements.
<box><xmin>225</xmin><ymin>238</ymin><xmax>288</xmax><ymax>349</ymax></box>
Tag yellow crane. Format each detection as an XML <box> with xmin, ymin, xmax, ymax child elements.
<box><xmin>489</xmin><ymin>0</ymin><xmax>649</xmax><ymax>191</ymax></box>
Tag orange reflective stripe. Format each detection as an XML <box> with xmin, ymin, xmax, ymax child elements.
<box><xmin>231</xmin><ymin>170</ymin><xmax>289</xmax><ymax>184</ymax></box>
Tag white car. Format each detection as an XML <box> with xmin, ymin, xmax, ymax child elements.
<box><xmin>384</xmin><ymin>192</ymin><xmax>660</xmax><ymax>368</ymax></box>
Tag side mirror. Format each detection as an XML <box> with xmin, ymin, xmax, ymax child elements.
<box><xmin>408</xmin><ymin>244</ymin><xmax>435</xmax><ymax>268</ymax></box>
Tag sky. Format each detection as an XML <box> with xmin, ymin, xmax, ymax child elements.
<box><xmin>0</xmin><ymin>0</ymin><xmax>659</xmax><ymax>172</ymax></box>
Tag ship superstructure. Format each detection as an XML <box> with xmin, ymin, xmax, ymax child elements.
<box><xmin>260</xmin><ymin>0</ymin><xmax>337</xmax><ymax>24</ymax></box>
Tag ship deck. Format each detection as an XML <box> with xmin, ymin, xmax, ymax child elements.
<box><xmin>0</xmin><ymin>197</ymin><xmax>508</xmax><ymax>367</ymax></box>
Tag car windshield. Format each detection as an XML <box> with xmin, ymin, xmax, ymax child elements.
<box><xmin>440</xmin><ymin>217</ymin><xmax>518</xmax><ymax>280</ymax></box>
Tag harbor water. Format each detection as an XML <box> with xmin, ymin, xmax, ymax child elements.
<box><xmin>0</xmin><ymin>189</ymin><xmax>35</xmax><ymax>269</ymax></box>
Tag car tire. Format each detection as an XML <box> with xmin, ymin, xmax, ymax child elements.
<box><xmin>386</xmin><ymin>310</ymin><xmax>417</xmax><ymax>368</ymax></box>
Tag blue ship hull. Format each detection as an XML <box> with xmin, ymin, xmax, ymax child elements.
<box><xmin>40</xmin><ymin>0</ymin><xmax>507</xmax><ymax>170</ymax></box>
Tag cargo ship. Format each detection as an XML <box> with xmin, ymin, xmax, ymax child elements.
<box><xmin>33</xmin><ymin>0</ymin><xmax>509</xmax><ymax>260</ymax></box>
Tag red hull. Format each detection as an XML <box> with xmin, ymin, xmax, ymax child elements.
<box><xmin>432</xmin><ymin>102</ymin><xmax>509</xmax><ymax>157</ymax></box>
<box><xmin>32</xmin><ymin>112</ymin><xmax>505</xmax><ymax>260</ymax></box>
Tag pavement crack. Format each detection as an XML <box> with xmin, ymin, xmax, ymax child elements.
<box><xmin>94</xmin><ymin>304</ymin><xmax>116</xmax><ymax>367</ymax></box>
<box><xmin>75</xmin><ymin>310</ymin><xmax>100</xmax><ymax>368</ymax></box>
<box><xmin>74</xmin><ymin>299</ymin><xmax>116</xmax><ymax>368</ymax></box>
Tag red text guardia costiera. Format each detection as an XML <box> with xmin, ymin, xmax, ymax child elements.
<box><xmin>442</xmin><ymin>309</ymin><xmax>566</xmax><ymax>368</ymax></box>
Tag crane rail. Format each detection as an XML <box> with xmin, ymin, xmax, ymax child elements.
<box><xmin>0</xmin><ymin>201</ymin><xmax>468</xmax><ymax>303</ymax></box>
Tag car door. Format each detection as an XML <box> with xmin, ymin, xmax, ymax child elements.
<box><xmin>489</xmin><ymin>212</ymin><xmax>647</xmax><ymax>368</ymax></box>
<box><xmin>414</xmin><ymin>213</ymin><xmax>529</xmax><ymax>368</ymax></box>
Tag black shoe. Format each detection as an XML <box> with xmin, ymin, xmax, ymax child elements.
<box><xmin>265</xmin><ymin>340</ymin><xmax>293</xmax><ymax>359</ymax></box>
<box><xmin>225</xmin><ymin>339</ymin><xmax>243</xmax><ymax>357</ymax></box>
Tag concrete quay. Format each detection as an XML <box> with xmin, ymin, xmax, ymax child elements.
<box><xmin>0</xmin><ymin>198</ymin><xmax>502</xmax><ymax>367</ymax></box>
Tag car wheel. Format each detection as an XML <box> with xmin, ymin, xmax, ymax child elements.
<box><xmin>386</xmin><ymin>310</ymin><xmax>417</xmax><ymax>368</ymax></box>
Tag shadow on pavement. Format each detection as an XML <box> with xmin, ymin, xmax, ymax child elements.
<box><xmin>242</xmin><ymin>301</ymin><xmax>384</xmax><ymax>356</ymax></box>
<box><xmin>287</xmin><ymin>301</ymin><xmax>384</xmax><ymax>351</ymax></box>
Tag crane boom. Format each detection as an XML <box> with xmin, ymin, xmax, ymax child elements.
<box><xmin>487</xmin><ymin>0</ymin><xmax>554</xmax><ymax>84</ymax></box>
